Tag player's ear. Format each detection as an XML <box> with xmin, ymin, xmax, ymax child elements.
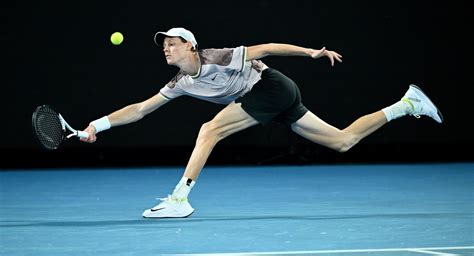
<box><xmin>187</xmin><ymin>41</ymin><xmax>194</xmax><ymax>51</ymax></box>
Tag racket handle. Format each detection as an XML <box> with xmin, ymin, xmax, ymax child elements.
<box><xmin>77</xmin><ymin>130</ymin><xmax>90</xmax><ymax>139</ymax></box>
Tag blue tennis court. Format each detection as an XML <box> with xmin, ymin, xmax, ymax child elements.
<box><xmin>1</xmin><ymin>163</ymin><xmax>473</xmax><ymax>255</ymax></box>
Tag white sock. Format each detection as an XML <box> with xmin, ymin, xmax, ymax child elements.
<box><xmin>171</xmin><ymin>177</ymin><xmax>195</xmax><ymax>200</ymax></box>
<box><xmin>382</xmin><ymin>100</ymin><xmax>412</xmax><ymax>122</ymax></box>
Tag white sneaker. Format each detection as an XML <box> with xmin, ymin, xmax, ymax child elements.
<box><xmin>142</xmin><ymin>195</ymin><xmax>195</xmax><ymax>218</ymax></box>
<box><xmin>402</xmin><ymin>84</ymin><xmax>444</xmax><ymax>123</ymax></box>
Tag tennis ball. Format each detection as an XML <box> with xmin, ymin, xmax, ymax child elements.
<box><xmin>110</xmin><ymin>32</ymin><xmax>124</xmax><ymax>45</ymax></box>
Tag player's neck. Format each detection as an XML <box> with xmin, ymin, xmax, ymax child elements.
<box><xmin>179</xmin><ymin>53</ymin><xmax>200</xmax><ymax>77</ymax></box>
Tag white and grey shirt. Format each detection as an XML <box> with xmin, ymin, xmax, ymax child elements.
<box><xmin>160</xmin><ymin>46</ymin><xmax>267</xmax><ymax>105</ymax></box>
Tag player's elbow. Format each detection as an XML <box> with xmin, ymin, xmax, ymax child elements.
<box><xmin>134</xmin><ymin>103</ymin><xmax>147</xmax><ymax>120</ymax></box>
<box><xmin>334</xmin><ymin>135</ymin><xmax>360</xmax><ymax>153</ymax></box>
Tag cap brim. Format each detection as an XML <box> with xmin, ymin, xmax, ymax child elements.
<box><xmin>154</xmin><ymin>31</ymin><xmax>185</xmax><ymax>46</ymax></box>
<box><xmin>153</xmin><ymin>32</ymin><xmax>167</xmax><ymax>46</ymax></box>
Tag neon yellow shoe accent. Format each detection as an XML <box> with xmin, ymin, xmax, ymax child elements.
<box><xmin>401</xmin><ymin>97</ymin><xmax>418</xmax><ymax>118</ymax></box>
<box><xmin>170</xmin><ymin>195</ymin><xmax>188</xmax><ymax>203</ymax></box>
<box><xmin>175</xmin><ymin>197</ymin><xmax>188</xmax><ymax>203</ymax></box>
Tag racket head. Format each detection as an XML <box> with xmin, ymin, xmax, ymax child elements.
<box><xmin>32</xmin><ymin>105</ymin><xmax>66</xmax><ymax>150</ymax></box>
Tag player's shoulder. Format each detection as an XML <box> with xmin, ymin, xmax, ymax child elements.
<box><xmin>167</xmin><ymin>70</ymin><xmax>187</xmax><ymax>88</ymax></box>
<box><xmin>199</xmin><ymin>47</ymin><xmax>242</xmax><ymax>66</ymax></box>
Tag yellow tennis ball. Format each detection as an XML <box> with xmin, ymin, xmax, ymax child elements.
<box><xmin>110</xmin><ymin>32</ymin><xmax>124</xmax><ymax>45</ymax></box>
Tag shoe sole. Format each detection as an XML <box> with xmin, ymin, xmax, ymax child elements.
<box><xmin>142</xmin><ymin>209</ymin><xmax>195</xmax><ymax>219</ymax></box>
<box><xmin>409</xmin><ymin>84</ymin><xmax>444</xmax><ymax>123</ymax></box>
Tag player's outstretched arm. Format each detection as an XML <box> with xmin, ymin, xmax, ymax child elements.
<box><xmin>246</xmin><ymin>43</ymin><xmax>342</xmax><ymax>66</ymax></box>
<box><xmin>81</xmin><ymin>92</ymin><xmax>170</xmax><ymax>143</ymax></box>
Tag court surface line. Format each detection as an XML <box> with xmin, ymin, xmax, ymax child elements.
<box><xmin>172</xmin><ymin>246</ymin><xmax>474</xmax><ymax>255</ymax></box>
<box><xmin>407</xmin><ymin>248</ymin><xmax>459</xmax><ymax>256</ymax></box>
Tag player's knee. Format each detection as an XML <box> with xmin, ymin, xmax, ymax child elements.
<box><xmin>198</xmin><ymin>122</ymin><xmax>220</xmax><ymax>143</ymax></box>
<box><xmin>336</xmin><ymin>144</ymin><xmax>350</xmax><ymax>153</ymax></box>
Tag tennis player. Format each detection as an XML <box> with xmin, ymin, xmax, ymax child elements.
<box><xmin>81</xmin><ymin>27</ymin><xmax>443</xmax><ymax>218</ymax></box>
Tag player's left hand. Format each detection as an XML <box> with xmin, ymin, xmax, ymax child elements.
<box><xmin>309</xmin><ymin>47</ymin><xmax>343</xmax><ymax>66</ymax></box>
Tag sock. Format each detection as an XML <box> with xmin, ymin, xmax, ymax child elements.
<box><xmin>382</xmin><ymin>99</ymin><xmax>412</xmax><ymax>122</ymax></box>
<box><xmin>171</xmin><ymin>177</ymin><xmax>195</xmax><ymax>200</ymax></box>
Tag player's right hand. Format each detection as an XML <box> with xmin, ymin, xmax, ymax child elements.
<box><xmin>80</xmin><ymin>125</ymin><xmax>97</xmax><ymax>143</ymax></box>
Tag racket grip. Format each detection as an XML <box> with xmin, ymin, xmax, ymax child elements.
<box><xmin>77</xmin><ymin>130</ymin><xmax>90</xmax><ymax>139</ymax></box>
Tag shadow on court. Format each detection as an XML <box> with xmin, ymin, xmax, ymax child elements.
<box><xmin>1</xmin><ymin>212</ymin><xmax>470</xmax><ymax>228</ymax></box>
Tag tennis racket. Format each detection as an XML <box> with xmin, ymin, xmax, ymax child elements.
<box><xmin>32</xmin><ymin>105</ymin><xmax>89</xmax><ymax>150</ymax></box>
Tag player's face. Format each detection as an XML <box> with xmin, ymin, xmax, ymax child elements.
<box><xmin>163</xmin><ymin>37</ymin><xmax>189</xmax><ymax>65</ymax></box>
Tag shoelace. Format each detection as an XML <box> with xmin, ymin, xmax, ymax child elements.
<box><xmin>156</xmin><ymin>194</ymin><xmax>173</xmax><ymax>201</ymax></box>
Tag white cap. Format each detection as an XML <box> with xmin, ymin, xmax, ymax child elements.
<box><xmin>154</xmin><ymin>27</ymin><xmax>198</xmax><ymax>48</ymax></box>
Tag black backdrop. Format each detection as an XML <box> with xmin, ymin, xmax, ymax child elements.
<box><xmin>3</xmin><ymin>1</ymin><xmax>473</xmax><ymax>168</ymax></box>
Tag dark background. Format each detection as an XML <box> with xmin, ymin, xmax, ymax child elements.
<box><xmin>3</xmin><ymin>1</ymin><xmax>472</xmax><ymax>169</ymax></box>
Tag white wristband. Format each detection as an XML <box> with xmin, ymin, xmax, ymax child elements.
<box><xmin>90</xmin><ymin>116</ymin><xmax>111</xmax><ymax>133</ymax></box>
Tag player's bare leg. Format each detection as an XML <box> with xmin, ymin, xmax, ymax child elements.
<box><xmin>291</xmin><ymin>110</ymin><xmax>387</xmax><ymax>152</ymax></box>
<box><xmin>291</xmin><ymin>84</ymin><xmax>443</xmax><ymax>152</ymax></box>
<box><xmin>143</xmin><ymin>102</ymin><xmax>258</xmax><ymax>218</ymax></box>
<box><xmin>183</xmin><ymin>102</ymin><xmax>259</xmax><ymax>180</ymax></box>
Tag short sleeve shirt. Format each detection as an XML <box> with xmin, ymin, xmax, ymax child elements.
<box><xmin>160</xmin><ymin>46</ymin><xmax>267</xmax><ymax>105</ymax></box>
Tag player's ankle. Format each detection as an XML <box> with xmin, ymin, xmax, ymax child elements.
<box><xmin>382</xmin><ymin>100</ymin><xmax>411</xmax><ymax>122</ymax></box>
<box><xmin>172</xmin><ymin>177</ymin><xmax>195</xmax><ymax>199</ymax></box>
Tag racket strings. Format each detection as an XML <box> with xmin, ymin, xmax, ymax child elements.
<box><xmin>34</xmin><ymin>107</ymin><xmax>64</xmax><ymax>149</ymax></box>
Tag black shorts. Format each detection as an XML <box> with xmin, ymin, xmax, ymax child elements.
<box><xmin>236</xmin><ymin>68</ymin><xmax>308</xmax><ymax>126</ymax></box>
